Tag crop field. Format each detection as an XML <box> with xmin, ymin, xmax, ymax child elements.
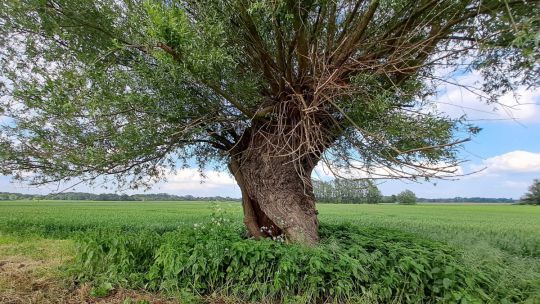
<box><xmin>0</xmin><ymin>201</ymin><xmax>539</xmax><ymax>303</ymax></box>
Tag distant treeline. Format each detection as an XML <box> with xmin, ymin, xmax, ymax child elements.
<box><xmin>417</xmin><ymin>197</ymin><xmax>515</xmax><ymax>203</ymax></box>
<box><xmin>0</xmin><ymin>191</ymin><xmax>516</xmax><ymax>203</ymax></box>
<box><xmin>313</xmin><ymin>179</ymin><xmax>516</xmax><ymax>204</ymax></box>
<box><xmin>313</xmin><ymin>179</ymin><xmax>382</xmax><ymax>204</ymax></box>
<box><xmin>0</xmin><ymin>192</ymin><xmax>240</xmax><ymax>202</ymax></box>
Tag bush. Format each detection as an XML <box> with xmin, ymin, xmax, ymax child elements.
<box><xmin>521</xmin><ymin>179</ymin><xmax>540</xmax><ymax>205</ymax></box>
<box><xmin>397</xmin><ymin>190</ymin><xmax>417</xmax><ymax>205</ymax></box>
<box><xmin>72</xmin><ymin>214</ymin><xmax>528</xmax><ymax>303</ymax></box>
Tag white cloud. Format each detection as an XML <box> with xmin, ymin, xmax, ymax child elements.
<box><xmin>435</xmin><ymin>72</ymin><xmax>540</xmax><ymax>123</ymax></box>
<box><xmin>162</xmin><ymin>168</ymin><xmax>237</xmax><ymax>191</ymax></box>
<box><xmin>1</xmin><ymin>167</ymin><xmax>242</xmax><ymax>197</ymax></box>
<box><xmin>502</xmin><ymin>180</ymin><xmax>531</xmax><ymax>189</ymax></box>
<box><xmin>473</xmin><ymin>151</ymin><xmax>540</xmax><ymax>174</ymax></box>
<box><xmin>313</xmin><ymin>160</ymin><xmax>463</xmax><ymax>180</ymax></box>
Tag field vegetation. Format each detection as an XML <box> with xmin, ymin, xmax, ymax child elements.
<box><xmin>0</xmin><ymin>201</ymin><xmax>538</xmax><ymax>303</ymax></box>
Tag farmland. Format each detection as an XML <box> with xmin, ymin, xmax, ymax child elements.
<box><xmin>0</xmin><ymin>201</ymin><xmax>539</xmax><ymax>303</ymax></box>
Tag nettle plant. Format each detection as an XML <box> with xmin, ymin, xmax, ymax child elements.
<box><xmin>1</xmin><ymin>0</ymin><xmax>538</xmax><ymax>244</ymax></box>
<box><xmin>74</xmin><ymin>218</ymin><xmax>514</xmax><ymax>303</ymax></box>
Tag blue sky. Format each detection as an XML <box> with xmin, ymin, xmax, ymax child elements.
<box><xmin>1</xmin><ymin>73</ymin><xmax>539</xmax><ymax>199</ymax></box>
<box><xmin>376</xmin><ymin>121</ymin><xmax>540</xmax><ymax>199</ymax></box>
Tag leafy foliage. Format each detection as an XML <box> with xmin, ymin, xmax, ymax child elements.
<box><xmin>1</xmin><ymin>0</ymin><xmax>539</xmax><ymax>188</ymax></box>
<box><xmin>521</xmin><ymin>179</ymin><xmax>540</xmax><ymax>205</ymax></box>
<box><xmin>314</xmin><ymin>179</ymin><xmax>382</xmax><ymax>204</ymax></box>
<box><xmin>1</xmin><ymin>201</ymin><xmax>539</xmax><ymax>302</ymax></box>
<box><xmin>397</xmin><ymin>190</ymin><xmax>417</xmax><ymax>205</ymax></box>
<box><xmin>73</xmin><ymin>218</ymin><xmax>521</xmax><ymax>303</ymax></box>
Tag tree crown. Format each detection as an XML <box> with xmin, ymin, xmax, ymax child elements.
<box><xmin>397</xmin><ymin>190</ymin><xmax>417</xmax><ymax>205</ymax></box>
<box><xmin>1</xmin><ymin>0</ymin><xmax>538</xmax><ymax>188</ymax></box>
<box><xmin>521</xmin><ymin>179</ymin><xmax>540</xmax><ymax>205</ymax></box>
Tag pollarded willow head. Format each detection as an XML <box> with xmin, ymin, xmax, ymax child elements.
<box><xmin>0</xmin><ymin>0</ymin><xmax>538</xmax><ymax>188</ymax></box>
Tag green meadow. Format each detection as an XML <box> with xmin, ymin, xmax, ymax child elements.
<box><xmin>0</xmin><ymin>201</ymin><xmax>539</xmax><ymax>303</ymax></box>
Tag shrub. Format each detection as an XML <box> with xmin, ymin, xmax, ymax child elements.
<box><xmin>521</xmin><ymin>179</ymin><xmax>540</xmax><ymax>205</ymax></box>
<box><xmin>397</xmin><ymin>190</ymin><xmax>417</xmax><ymax>205</ymax></box>
<box><xmin>72</xmin><ymin>215</ymin><xmax>526</xmax><ymax>303</ymax></box>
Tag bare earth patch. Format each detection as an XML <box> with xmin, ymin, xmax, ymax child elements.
<box><xmin>0</xmin><ymin>237</ymin><xmax>179</xmax><ymax>304</ymax></box>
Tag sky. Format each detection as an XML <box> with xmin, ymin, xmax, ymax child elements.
<box><xmin>1</xmin><ymin>73</ymin><xmax>539</xmax><ymax>199</ymax></box>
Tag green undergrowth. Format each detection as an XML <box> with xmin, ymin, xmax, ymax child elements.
<box><xmin>72</xmin><ymin>216</ymin><xmax>537</xmax><ymax>304</ymax></box>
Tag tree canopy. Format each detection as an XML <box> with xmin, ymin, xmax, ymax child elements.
<box><xmin>313</xmin><ymin>179</ymin><xmax>382</xmax><ymax>203</ymax></box>
<box><xmin>1</xmin><ymin>0</ymin><xmax>538</xmax><ymax>187</ymax></box>
<box><xmin>397</xmin><ymin>189</ymin><xmax>417</xmax><ymax>204</ymax></box>
<box><xmin>521</xmin><ymin>179</ymin><xmax>540</xmax><ymax>205</ymax></box>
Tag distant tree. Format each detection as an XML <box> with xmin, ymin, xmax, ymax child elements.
<box><xmin>521</xmin><ymin>179</ymin><xmax>540</xmax><ymax>205</ymax></box>
<box><xmin>334</xmin><ymin>179</ymin><xmax>362</xmax><ymax>203</ymax></box>
<box><xmin>314</xmin><ymin>179</ymin><xmax>381</xmax><ymax>204</ymax></box>
<box><xmin>1</xmin><ymin>0</ymin><xmax>538</xmax><ymax>244</ymax></box>
<box><xmin>397</xmin><ymin>190</ymin><xmax>417</xmax><ymax>205</ymax></box>
<box><xmin>384</xmin><ymin>195</ymin><xmax>398</xmax><ymax>204</ymax></box>
<box><xmin>313</xmin><ymin>180</ymin><xmax>334</xmax><ymax>203</ymax></box>
<box><xmin>365</xmin><ymin>183</ymin><xmax>383</xmax><ymax>204</ymax></box>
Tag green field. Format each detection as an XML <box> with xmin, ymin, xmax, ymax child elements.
<box><xmin>1</xmin><ymin>201</ymin><xmax>538</xmax><ymax>256</ymax></box>
<box><xmin>0</xmin><ymin>201</ymin><xmax>539</xmax><ymax>303</ymax></box>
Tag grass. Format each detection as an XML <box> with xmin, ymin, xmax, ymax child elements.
<box><xmin>0</xmin><ymin>200</ymin><xmax>538</xmax><ymax>303</ymax></box>
<box><xmin>0</xmin><ymin>233</ymin><xmax>74</xmax><ymax>303</ymax></box>
<box><xmin>318</xmin><ymin>204</ymin><xmax>540</xmax><ymax>257</ymax></box>
<box><xmin>0</xmin><ymin>233</ymin><xmax>179</xmax><ymax>303</ymax></box>
<box><xmin>0</xmin><ymin>200</ymin><xmax>234</xmax><ymax>237</ymax></box>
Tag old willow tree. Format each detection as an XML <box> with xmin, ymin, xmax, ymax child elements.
<box><xmin>0</xmin><ymin>1</ymin><xmax>538</xmax><ymax>244</ymax></box>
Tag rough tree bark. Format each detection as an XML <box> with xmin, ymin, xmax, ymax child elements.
<box><xmin>228</xmin><ymin>131</ymin><xmax>320</xmax><ymax>245</ymax></box>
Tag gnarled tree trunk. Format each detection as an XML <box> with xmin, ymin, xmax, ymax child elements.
<box><xmin>228</xmin><ymin>140</ymin><xmax>320</xmax><ymax>245</ymax></box>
